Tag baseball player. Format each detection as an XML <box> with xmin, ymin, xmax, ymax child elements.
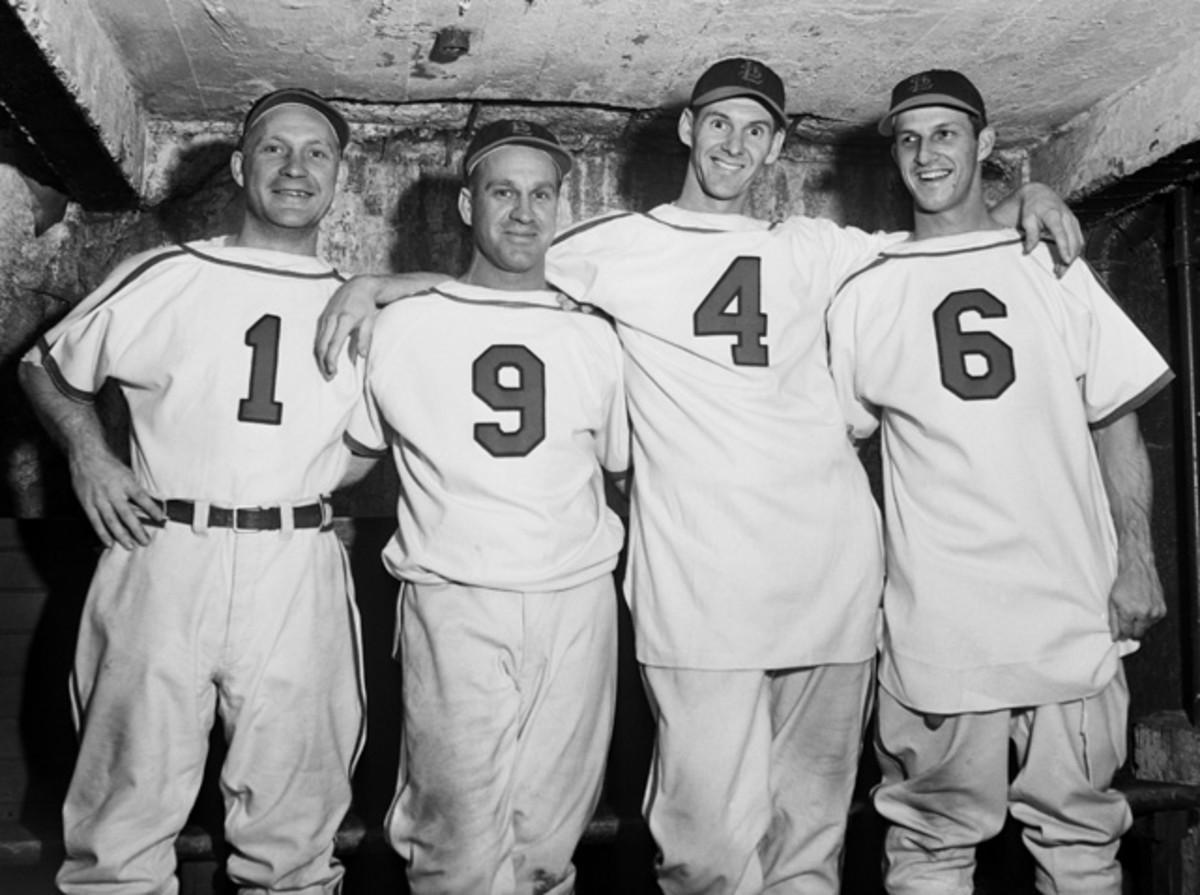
<box><xmin>312</xmin><ymin>59</ymin><xmax>1086</xmax><ymax>894</ymax></box>
<box><xmin>343</xmin><ymin>120</ymin><xmax>628</xmax><ymax>895</ymax></box>
<box><xmin>826</xmin><ymin>69</ymin><xmax>1170</xmax><ymax>895</ymax></box>
<box><xmin>19</xmin><ymin>88</ymin><xmax>369</xmax><ymax>895</ymax></box>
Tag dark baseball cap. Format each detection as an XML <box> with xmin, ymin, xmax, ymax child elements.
<box><xmin>690</xmin><ymin>57</ymin><xmax>787</xmax><ymax>129</ymax></box>
<box><xmin>462</xmin><ymin>119</ymin><xmax>573</xmax><ymax>180</ymax></box>
<box><xmin>242</xmin><ymin>87</ymin><xmax>351</xmax><ymax>150</ymax></box>
<box><xmin>879</xmin><ymin>69</ymin><xmax>986</xmax><ymax>136</ymax></box>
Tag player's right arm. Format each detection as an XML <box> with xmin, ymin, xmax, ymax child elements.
<box><xmin>315</xmin><ymin>272</ymin><xmax>445</xmax><ymax>378</ymax></box>
<box><xmin>18</xmin><ymin>362</ymin><xmax>163</xmax><ymax>549</ymax></box>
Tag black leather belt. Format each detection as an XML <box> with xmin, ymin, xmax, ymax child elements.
<box><xmin>147</xmin><ymin>498</ymin><xmax>334</xmax><ymax>532</ymax></box>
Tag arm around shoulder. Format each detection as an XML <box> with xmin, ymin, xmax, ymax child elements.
<box><xmin>315</xmin><ymin>271</ymin><xmax>447</xmax><ymax>379</ymax></box>
<box><xmin>990</xmin><ymin>182</ymin><xmax>1084</xmax><ymax>265</ymax></box>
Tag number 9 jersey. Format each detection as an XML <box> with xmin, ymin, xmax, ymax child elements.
<box><xmin>345</xmin><ymin>280</ymin><xmax>629</xmax><ymax>593</ymax></box>
<box><xmin>26</xmin><ymin>239</ymin><xmax>364</xmax><ymax>504</ymax></box>
<box><xmin>827</xmin><ymin>230</ymin><xmax>1173</xmax><ymax>713</ymax></box>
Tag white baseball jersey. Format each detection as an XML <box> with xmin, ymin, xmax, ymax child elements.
<box><xmin>28</xmin><ymin>237</ymin><xmax>364</xmax><ymax>503</ymax></box>
<box><xmin>549</xmin><ymin>204</ymin><xmax>900</xmax><ymax>669</ymax></box>
<box><xmin>27</xmin><ymin>237</ymin><xmax>367</xmax><ymax>892</ymax></box>
<box><xmin>827</xmin><ymin>229</ymin><xmax>1173</xmax><ymax>713</ymax></box>
<box><xmin>346</xmin><ymin>280</ymin><xmax>628</xmax><ymax>592</ymax></box>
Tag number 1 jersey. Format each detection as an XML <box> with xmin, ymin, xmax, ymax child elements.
<box><xmin>26</xmin><ymin>238</ymin><xmax>363</xmax><ymax>505</ymax></box>
<box><xmin>827</xmin><ymin>230</ymin><xmax>1173</xmax><ymax>712</ymax></box>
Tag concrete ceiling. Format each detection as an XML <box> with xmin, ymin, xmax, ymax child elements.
<box><xmin>7</xmin><ymin>0</ymin><xmax>1200</xmax><ymax>208</ymax></box>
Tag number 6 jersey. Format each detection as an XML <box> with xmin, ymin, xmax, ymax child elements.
<box><xmin>27</xmin><ymin>238</ymin><xmax>364</xmax><ymax>504</ymax></box>
<box><xmin>827</xmin><ymin>229</ymin><xmax>1173</xmax><ymax>713</ymax></box>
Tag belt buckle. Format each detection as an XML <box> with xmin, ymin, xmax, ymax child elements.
<box><xmin>231</xmin><ymin>506</ymin><xmax>258</xmax><ymax>533</ymax></box>
<box><xmin>320</xmin><ymin>498</ymin><xmax>334</xmax><ymax>531</ymax></box>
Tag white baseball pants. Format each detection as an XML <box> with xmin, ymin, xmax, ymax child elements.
<box><xmin>57</xmin><ymin>525</ymin><xmax>365</xmax><ymax>895</ymax></box>
<box><xmin>640</xmin><ymin>659</ymin><xmax>874</xmax><ymax>895</ymax></box>
<box><xmin>873</xmin><ymin>668</ymin><xmax>1131</xmax><ymax>895</ymax></box>
<box><xmin>387</xmin><ymin>575</ymin><xmax>618</xmax><ymax>895</ymax></box>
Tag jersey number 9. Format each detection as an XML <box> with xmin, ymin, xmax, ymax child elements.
<box><xmin>472</xmin><ymin>345</ymin><xmax>546</xmax><ymax>457</ymax></box>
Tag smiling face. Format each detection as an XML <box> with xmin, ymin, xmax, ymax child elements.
<box><xmin>891</xmin><ymin>105</ymin><xmax>995</xmax><ymax>236</ymax></box>
<box><xmin>677</xmin><ymin>96</ymin><xmax>784</xmax><ymax>215</ymax></box>
<box><xmin>458</xmin><ymin>144</ymin><xmax>560</xmax><ymax>291</ymax></box>
<box><xmin>230</xmin><ymin>104</ymin><xmax>342</xmax><ymax>254</ymax></box>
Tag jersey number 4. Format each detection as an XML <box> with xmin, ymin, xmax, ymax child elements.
<box><xmin>238</xmin><ymin>314</ymin><xmax>283</xmax><ymax>425</ymax></box>
<box><xmin>693</xmin><ymin>257</ymin><xmax>768</xmax><ymax>366</ymax></box>
<box><xmin>933</xmin><ymin>289</ymin><xmax>1015</xmax><ymax>400</ymax></box>
<box><xmin>472</xmin><ymin>345</ymin><xmax>546</xmax><ymax>457</ymax></box>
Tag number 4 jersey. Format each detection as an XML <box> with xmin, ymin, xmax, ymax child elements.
<box><xmin>549</xmin><ymin>204</ymin><xmax>900</xmax><ymax>670</ymax></box>
<box><xmin>345</xmin><ymin>281</ymin><xmax>629</xmax><ymax>592</ymax></box>
<box><xmin>827</xmin><ymin>229</ymin><xmax>1173</xmax><ymax>713</ymax></box>
<box><xmin>27</xmin><ymin>238</ymin><xmax>364</xmax><ymax>505</ymax></box>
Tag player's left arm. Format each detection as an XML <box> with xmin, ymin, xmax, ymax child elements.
<box><xmin>1093</xmin><ymin>410</ymin><xmax>1166</xmax><ymax>640</ymax></box>
<box><xmin>990</xmin><ymin>183</ymin><xmax>1083</xmax><ymax>265</ymax></box>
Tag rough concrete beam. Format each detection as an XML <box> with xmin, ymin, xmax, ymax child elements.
<box><xmin>1029</xmin><ymin>41</ymin><xmax>1200</xmax><ymax>202</ymax></box>
<box><xmin>1</xmin><ymin>0</ymin><xmax>143</xmax><ymax>209</ymax></box>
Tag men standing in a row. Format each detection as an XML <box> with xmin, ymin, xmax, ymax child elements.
<box><xmin>20</xmin><ymin>89</ymin><xmax>368</xmax><ymax>894</ymax></box>
<box><xmin>315</xmin><ymin>58</ymin><xmax>1085</xmax><ymax>894</ymax></box>
<box><xmin>828</xmin><ymin>69</ymin><xmax>1169</xmax><ymax>895</ymax></box>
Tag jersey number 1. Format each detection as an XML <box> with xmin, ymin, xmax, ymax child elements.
<box><xmin>693</xmin><ymin>256</ymin><xmax>769</xmax><ymax>366</ymax></box>
<box><xmin>472</xmin><ymin>345</ymin><xmax>546</xmax><ymax>457</ymax></box>
<box><xmin>238</xmin><ymin>314</ymin><xmax>283</xmax><ymax>425</ymax></box>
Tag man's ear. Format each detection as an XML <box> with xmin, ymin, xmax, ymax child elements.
<box><xmin>765</xmin><ymin>126</ymin><xmax>785</xmax><ymax>166</ymax></box>
<box><xmin>230</xmin><ymin>150</ymin><xmax>245</xmax><ymax>189</ymax></box>
<box><xmin>677</xmin><ymin>108</ymin><xmax>696</xmax><ymax>150</ymax></box>
<box><xmin>457</xmin><ymin>185</ymin><xmax>473</xmax><ymax>228</ymax></box>
<box><xmin>977</xmin><ymin>126</ymin><xmax>996</xmax><ymax>163</ymax></box>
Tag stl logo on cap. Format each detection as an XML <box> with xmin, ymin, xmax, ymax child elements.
<box><xmin>510</xmin><ymin>120</ymin><xmax>533</xmax><ymax>136</ymax></box>
<box><xmin>739</xmin><ymin>60</ymin><xmax>765</xmax><ymax>86</ymax></box>
<box><xmin>906</xmin><ymin>73</ymin><xmax>935</xmax><ymax>96</ymax></box>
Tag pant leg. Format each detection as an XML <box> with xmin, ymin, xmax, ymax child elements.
<box><xmin>387</xmin><ymin>582</ymin><xmax>524</xmax><ymax>895</ymax></box>
<box><xmin>759</xmin><ymin>660</ymin><xmax>873</xmax><ymax>894</ymax></box>
<box><xmin>873</xmin><ymin>689</ymin><xmax>1011</xmax><ymax>895</ymax></box>
<box><xmin>218</xmin><ymin>530</ymin><xmax>365</xmax><ymax>895</ymax></box>
<box><xmin>641</xmin><ymin>665</ymin><xmax>771</xmax><ymax>895</ymax></box>
<box><xmin>57</xmin><ymin>529</ymin><xmax>222</xmax><ymax>895</ymax></box>
<box><xmin>1009</xmin><ymin>669</ymin><xmax>1132</xmax><ymax>895</ymax></box>
<box><xmin>509</xmin><ymin>576</ymin><xmax>618</xmax><ymax>895</ymax></box>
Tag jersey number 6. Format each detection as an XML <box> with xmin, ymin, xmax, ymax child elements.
<box><xmin>933</xmin><ymin>289</ymin><xmax>1015</xmax><ymax>400</ymax></box>
<box><xmin>694</xmin><ymin>256</ymin><xmax>769</xmax><ymax>366</ymax></box>
<box><xmin>472</xmin><ymin>345</ymin><xmax>546</xmax><ymax>457</ymax></box>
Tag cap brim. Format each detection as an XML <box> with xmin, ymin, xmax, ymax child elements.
<box><xmin>691</xmin><ymin>85</ymin><xmax>787</xmax><ymax>128</ymax></box>
<box><xmin>245</xmin><ymin>95</ymin><xmax>350</xmax><ymax>148</ymax></box>
<box><xmin>465</xmin><ymin>137</ymin><xmax>573</xmax><ymax>179</ymax></box>
<box><xmin>879</xmin><ymin>95</ymin><xmax>983</xmax><ymax>135</ymax></box>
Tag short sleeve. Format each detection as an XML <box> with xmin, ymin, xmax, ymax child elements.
<box><xmin>596</xmin><ymin>330</ymin><xmax>630</xmax><ymax>473</ymax></box>
<box><xmin>23</xmin><ymin>247</ymin><xmax>177</xmax><ymax>400</ymax></box>
<box><xmin>547</xmin><ymin>213</ymin><xmax>637</xmax><ymax>311</ymax></box>
<box><xmin>345</xmin><ymin>349</ymin><xmax>388</xmax><ymax>456</ymax></box>
<box><xmin>783</xmin><ymin>217</ymin><xmax>908</xmax><ymax>295</ymax></box>
<box><xmin>826</xmin><ymin>285</ymin><xmax>882</xmax><ymax>440</ymax></box>
<box><xmin>1064</xmin><ymin>261</ymin><xmax>1173</xmax><ymax>426</ymax></box>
